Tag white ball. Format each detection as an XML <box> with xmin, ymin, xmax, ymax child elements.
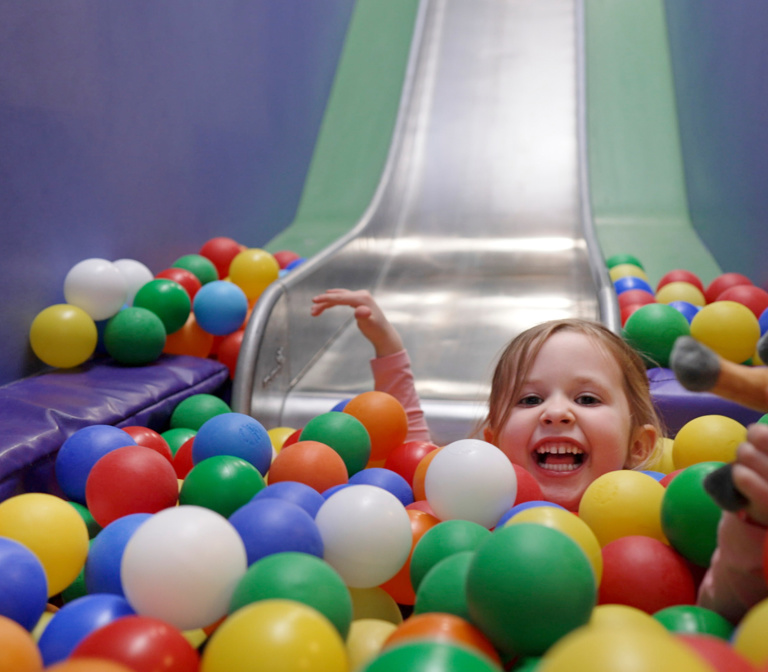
<box><xmin>63</xmin><ymin>258</ymin><xmax>127</xmax><ymax>320</ymax></box>
<box><xmin>121</xmin><ymin>506</ymin><xmax>247</xmax><ymax>631</ymax></box>
<box><xmin>315</xmin><ymin>485</ymin><xmax>412</xmax><ymax>589</ymax></box>
<box><xmin>113</xmin><ymin>258</ymin><xmax>154</xmax><ymax>305</ymax></box>
<box><xmin>425</xmin><ymin>439</ymin><xmax>517</xmax><ymax>528</ymax></box>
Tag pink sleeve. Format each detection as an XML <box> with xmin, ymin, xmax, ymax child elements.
<box><xmin>698</xmin><ymin>511</ymin><xmax>768</xmax><ymax>624</ymax></box>
<box><xmin>370</xmin><ymin>350</ymin><xmax>432</xmax><ymax>443</ymax></box>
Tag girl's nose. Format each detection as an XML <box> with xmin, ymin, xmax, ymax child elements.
<box><xmin>540</xmin><ymin>399</ymin><xmax>575</xmax><ymax>425</ymax></box>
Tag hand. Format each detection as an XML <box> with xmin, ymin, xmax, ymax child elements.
<box><xmin>731</xmin><ymin>423</ymin><xmax>768</xmax><ymax>526</ymax></box>
<box><xmin>311</xmin><ymin>288</ymin><xmax>404</xmax><ymax>358</ymax></box>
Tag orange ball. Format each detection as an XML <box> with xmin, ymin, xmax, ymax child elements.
<box><xmin>383</xmin><ymin>612</ymin><xmax>501</xmax><ymax>665</ymax></box>
<box><xmin>412</xmin><ymin>447</ymin><xmax>442</xmax><ymax>501</ymax></box>
<box><xmin>163</xmin><ymin>314</ymin><xmax>214</xmax><ymax>358</ymax></box>
<box><xmin>344</xmin><ymin>392</ymin><xmax>409</xmax><ymax>462</ymax></box>
<box><xmin>0</xmin><ymin>615</ymin><xmax>43</xmax><ymax>672</ymax></box>
<box><xmin>267</xmin><ymin>440</ymin><xmax>349</xmax><ymax>493</ymax></box>
<box><xmin>45</xmin><ymin>660</ymin><xmax>133</xmax><ymax>672</ymax></box>
<box><xmin>379</xmin><ymin>509</ymin><xmax>439</xmax><ymax>606</ymax></box>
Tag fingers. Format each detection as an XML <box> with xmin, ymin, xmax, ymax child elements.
<box><xmin>731</xmin><ymin>424</ymin><xmax>768</xmax><ymax>524</ymax></box>
<box><xmin>310</xmin><ymin>289</ymin><xmax>373</xmax><ymax>316</ymax></box>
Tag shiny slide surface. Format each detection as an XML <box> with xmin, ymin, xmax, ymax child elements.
<box><xmin>233</xmin><ymin>0</ymin><xmax>615</xmax><ymax>445</ymax></box>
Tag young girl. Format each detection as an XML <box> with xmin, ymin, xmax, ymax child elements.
<box><xmin>311</xmin><ymin>287</ymin><xmax>768</xmax><ymax>623</ymax></box>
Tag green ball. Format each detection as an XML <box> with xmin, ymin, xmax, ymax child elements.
<box><xmin>661</xmin><ymin>461</ymin><xmax>723</xmax><ymax>567</ymax></box>
<box><xmin>179</xmin><ymin>455</ymin><xmax>265</xmax><ymax>518</ymax></box>
<box><xmin>622</xmin><ymin>303</ymin><xmax>691</xmax><ymax>368</ymax></box>
<box><xmin>170</xmin><ymin>393</ymin><xmax>231</xmax><ymax>431</ymax></box>
<box><xmin>606</xmin><ymin>253</ymin><xmax>644</xmax><ymax>270</ymax></box>
<box><xmin>510</xmin><ymin>657</ymin><xmax>541</xmax><ymax>672</ymax></box>
<box><xmin>653</xmin><ymin>604</ymin><xmax>734</xmax><ymax>640</ymax></box>
<box><xmin>103</xmin><ymin>307</ymin><xmax>166</xmax><ymax>365</ymax></box>
<box><xmin>466</xmin><ymin>523</ymin><xmax>596</xmax><ymax>658</ymax></box>
<box><xmin>229</xmin><ymin>552</ymin><xmax>353</xmax><ymax>638</ymax></box>
<box><xmin>758</xmin><ymin>413</ymin><xmax>768</xmax><ymax>425</ymax></box>
<box><xmin>359</xmin><ymin>641</ymin><xmax>501</xmax><ymax>672</ymax></box>
<box><xmin>68</xmin><ymin>502</ymin><xmax>101</xmax><ymax>539</ymax></box>
<box><xmin>161</xmin><ymin>427</ymin><xmax>197</xmax><ymax>456</ymax></box>
<box><xmin>413</xmin><ymin>550</ymin><xmax>474</xmax><ymax>620</ymax></box>
<box><xmin>133</xmin><ymin>278</ymin><xmax>191</xmax><ymax>335</ymax></box>
<box><xmin>61</xmin><ymin>565</ymin><xmax>88</xmax><ymax>602</ymax></box>
<box><xmin>172</xmin><ymin>254</ymin><xmax>219</xmax><ymax>285</ymax></box>
<box><xmin>300</xmin><ymin>412</ymin><xmax>371</xmax><ymax>476</ymax></box>
<box><xmin>410</xmin><ymin>519</ymin><xmax>491</xmax><ymax>592</ymax></box>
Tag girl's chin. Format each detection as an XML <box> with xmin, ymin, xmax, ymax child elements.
<box><xmin>537</xmin><ymin>482</ymin><xmax>585</xmax><ymax>512</ymax></box>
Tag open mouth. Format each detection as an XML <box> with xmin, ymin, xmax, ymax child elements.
<box><xmin>534</xmin><ymin>443</ymin><xmax>585</xmax><ymax>472</ymax></box>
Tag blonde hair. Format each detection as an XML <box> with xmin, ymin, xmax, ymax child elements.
<box><xmin>480</xmin><ymin>319</ymin><xmax>663</xmax><ymax>470</ymax></box>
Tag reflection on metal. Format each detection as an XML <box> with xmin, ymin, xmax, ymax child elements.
<box><xmin>233</xmin><ymin>0</ymin><xmax>618</xmax><ymax>445</ymax></box>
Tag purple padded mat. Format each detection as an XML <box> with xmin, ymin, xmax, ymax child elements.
<box><xmin>0</xmin><ymin>355</ymin><xmax>229</xmax><ymax>501</ymax></box>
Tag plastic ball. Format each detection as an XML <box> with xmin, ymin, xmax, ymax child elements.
<box><xmin>285</xmin><ymin>257</ymin><xmax>306</xmax><ymax>270</ymax></box>
<box><xmin>271</xmin><ymin>250</ymin><xmax>302</xmax><ymax>269</ymax></box>
<box><xmin>192</xmin><ymin>280</ymin><xmax>248</xmax><ymax>336</ymax></box>
<box><xmin>691</xmin><ymin>300</ymin><xmax>761</xmax><ymax>363</ymax></box>
<box><xmin>760</xmin><ymin>308</ymin><xmax>768</xmax><ymax>335</ymax></box>
<box><xmin>121</xmin><ymin>426</ymin><xmax>172</xmax><ymax>462</ymax></box>
<box><xmin>133</xmin><ymin>278</ymin><xmax>191</xmax><ymax>335</ymax></box>
<box><xmin>668</xmin><ymin>300</ymin><xmax>701</xmax><ymax>323</ymax></box>
<box><xmin>609</xmin><ymin>263</ymin><xmax>649</xmax><ymax>282</ymax></box>
<box><xmin>38</xmin><ymin>594</ymin><xmax>135</xmax><ymax>666</ymax></box>
<box><xmin>0</xmin><ymin>537</ymin><xmax>48</xmax><ymax>630</ymax></box>
<box><xmin>425</xmin><ymin>439</ymin><xmax>517</xmax><ymax>528</ymax></box>
<box><xmin>229</xmin><ymin>551</ymin><xmax>352</xmax><ymax>637</ymax></box>
<box><xmin>622</xmin><ymin>303</ymin><xmax>691</xmax><ymax>368</ymax></box>
<box><xmin>201</xmin><ymin>599</ymin><xmax>347</xmax><ymax>672</ymax></box>
<box><xmin>412</xmin><ymin>447</ymin><xmax>442</xmax><ymax>500</ymax></box>
<box><xmin>300</xmin><ymin>412</ymin><xmax>372</xmax><ymax>476</ymax></box>
<box><xmin>29</xmin><ymin>304</ymin><xmax>98</xmax><ymax>368</ymax></box>
<box><xmin>179</xmin><ymin>455</ymin><xmax>266</xmax><ymax>518</ymax></box>
<box><xmin>617</xmin><ymin>288</ymin><xmax>656</xmax><ymax>309</ymax></box>
<box><xmin>346</xmin><ymin>619</ymin><xmax>398</xmax><ymax>672</ymax></box>
<box><xmin>56</xmin><ymin>425</ymin><xmax>136</xmax><ymax>504</ymax></box>
<box><xmin>413</xmin><ymin>550</ymin><xmax>474</xmax><ymax>619</ymax></box>
<box><xmin>661</xmin><ymin>462</ymin><xmax>723</xmax><ymax>566</ymax></box>
<box><xmin>673</xmin><ymin>415</ymin><xmax>747</xmax><ymax>469</ymax></box>
<box><xmin>64</xmin><ymin>258</ymin><xmax>127</xmax><ymax>321</ymax></box>
<box><xmin>578</xmin><ymin>470</ymin><xmax>667</xmax><ymax>546</ymax></box>
<box><xmin>253</xmin><ymin>480</ymin><xmax>325</xmax><ymax>518</ymax></box>
<box><xmin>349</xmin><ymin>587</ymin><xmax>403</xmax><ymax>625</ymax></box>
<box><xmin>0</xmin><ymin>614</ymin><xmax>44</xmax><ymax>672</ymax></box>
<box><xmin>654</xmin><ymin>604</ymin><xmax>734</xmax><ymax>639</ymax></box>
<box><xmin>71</xmin><ymin>614</ymin><xmax>199</xmax><ymax>672</ymax></box>
<box><xmin>716</xmin><ymin>283</ymin><xmax>768</xmax><ymax>319</ymax></box>
<box><xmin>384</xmin><ymin>440</ymin><xmax>440</xmax><ymax>486</ymax></box>
<box><xmin>350</xmin><ymin>467</ymin><xmax>414</xmax><ymax>507</ymax></box>
<box><xmin>606</xmin><ymin>253</ymin><xmax>644</xmax><ymax>270</ymax></box>
<box><xmin>103</xmin><ymin>307</ymin><xmax>166</xmax><ymax>365</ymax></box>
<box><xmin>85</xmin><ymin>445</ymin><xmax>179</xmax><ymax>527</ymax></box>
<box><xmin>267</xmin><ymin>426</ymin><xmax>296</xmax><ymax>452</ymax></box>
<box><xmin>192</xmin><ymin>412</ymin><xmax>272</xmax><ymax>475</ymax></box>
<box><xmin>589</xmin><ymin>603</ymin><xmax>670</xmax><ymax>636</ymax></box>
<box><xmin>496</xmin><ymin>500</ymin><xmax>567</xmax><ymax>527</ymax></box>
<box><xmin>705</xmin><ymin>272</ymin><xmax>753</xmax><ymax>303</ymax></box>
<box><xmin>511</xmin><ymin>464</ymin><xmax>545</xmax><ymax>504</ymax></box>
<box><xmin>678</xmin><ymin>633</ymin><xmax>756</xmax><ymax>672</ymax></box>
<box><xmin>121</xmin><ymin>506</ymin><xmax>247</xmax><ymax>631</ymax></box>
<box><xmin>620</xmin><ymin>302</ymin><xmax>647</xmax><ymax>327</ymax></box>
<box><xmin>267</xmin><ymin>440</ymin><xmax>349</xmax><ymax>492</ymax></box>
<box><xmin>647</xmin><ymin>436</ymin><xmax>676</xmax><ymax>474</ymax></box>
<box><xmin>466</xmin><ymin>523</ymin><xmax>596</xmax><ymax>657</ymax></box>
<box><xmin>343</xmin><ymin>391</ymin><xmax>409</xmax><ymax>463</ymax></box>
<box><xmin>362</xmin><ymin>640</ymin><xmax>501</xmax><ymax>672</ymax></box>
<box><xmin>228</xmin><ymin>497</ymin><xmax>324</xmax><ymax>565</ymax></box>
<box><xmin>162</xmin><ymin>427</ymin><xmax>197</xmax><ymax>456</ymax></box>
<box><xmin>172</xmin><ymin>254</ymin><xmax>218</xmax><ymax>285</ymax></box>
<box><xmin>44</xmin><ymin>660</ymin><xmax>132</xmax><ymax>672</ymax></box>
<box><xmin>0</xmin><ymin>493</ymin><xmax>89</xmax><ymax>597</ymax></box>
<box><xmin>199</xmin><ymin>236</ymin><xmax>242</xmax><ymax>279</ymax></box>
<box><xmin>163</xmin><ymin>314</ymin><xmax>215</xmax><ymax>358</ymax></box>
<box><xmin>732</xmin><ymin>597</ymin><xmax>768</xmax><ymax>666</ymax></box>
<box><xmin>155</xmin><ymin>266</ymin><xmax>203</xmax><ymax>301</ymax></box>
<box><xmin>170</xmin><ymin>393</ymin><xmax>231</xmax><ymax>431</ymax></box>
<box><xmin>315</xmin><ymin>484</ymin><xmax>412</xmax><ymax>588</ymax></box>
<box><xmin>216</xmin><ymin>328</ymin><xmax>244</xmax><ymax>378</ymax></box>
<box><xmin>112</xmin><ymin>259</ymin><xmax>153</xmax><ymax>305</ymax></box>
<box><xmin>657</xmin><ymin>269</ymin><xmax>705</xmax><ymax>293</ymax></box>
<box><xmin>656</xmin><ymin>281</ymin><xmax>706</xmax><ymax>306</ymax></box>
<box><xmin>614</xmin><ymin>276</ymin><xmax>654</xmax><ymax>295</ymax></box>
<box><xmin>228</xmin><ymin>248</ymin><xmax>279</xmax><ymax>301</ymax></box>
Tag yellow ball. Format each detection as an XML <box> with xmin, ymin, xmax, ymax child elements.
<box><xmin>29</xmin><ymin>304</ymin><xmax>97</xmax><ymax>368</ymax></box>
<box><xmin>268</xmin><ymin>426</ymin><xmax>297</xmax><ymax>453</ymax></box>
<box><xmin>0</xmin><ymin>493</ymin><xmax>89</xmax><ymax>596</ymax></box>
<box><xmin>228</xmin><ymin>248</ymin><xmax>279</xmax><ymax>302</ymax></box>
<box><xmin>346</xmin><ymin>619</ymin><xmax>398</xmax><ymax>671</ymax></box>
<box><xmin>690</xmin><ymin>300</ymin><xmax>761</xmax><ymax>363</ymax></box>
<box><xmin>609</xmin><ymin>264</ymin><xmax>649</xmax><ymax>283</ymax></box>
<box><xmin>646</xmin><ymin>437</ymin><xmax>675</xmax><ymax>474</ymax></box>
<box><xmin>201</xmin><ymin>600</ymin><xmax>348</xmax><ymax>672</ymax></box>
<box><xmin>506</xmin><ymin>506</ymin><xmax>603</xmax><ymax>585</ymax></box>
<box><xmin>733</xmin><ymin>597</ymin><xmax>768</xmax><ymax>666</ymax></box>
<box><xmin>655</xmin><ymin>281</ymin><xmax>706</xmax><ymax>306</ymax></box>
<box><xmin>578</xmin><ymin>471</ymin><xmax>667</xmax><ymax>547</ymax></box>
<box><xmin>348</xmin><ymin>587</ymin><xmax>403</xmax><ymax>625</ymax></box>
<box><xmin>673</xmin><ymin>415</ymin><xmax>747</xmax><ymax>469</ymax></box>
<box><xmin>588</xmin><ymin>604</ymin><xmax>670</xmax><ymax>637</ymax></box>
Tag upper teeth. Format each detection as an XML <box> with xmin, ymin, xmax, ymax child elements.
<box><xmin>536</xmin><ymin>444</ymin><xmax>583</xmax><ymax>455</ymax></box>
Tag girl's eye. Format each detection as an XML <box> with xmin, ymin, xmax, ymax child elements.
<box><xmin>518</xmin><ymin>395</ymin><xmax>542</xmax><ymax>406</ymax></box>
<box><xmin>577</xmin><ymin>394</ymin><xmax>600</xmax><ymax>405</ymax></box>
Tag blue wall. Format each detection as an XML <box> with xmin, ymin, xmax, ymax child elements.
<box><xmin>0</xmin><ymin>1</ymin><xmax>355</xmax><ymax>386</ymax></box>
<box><xmin>665</xmin><ymin>1</ymin><xmax>768</xmax><ymax>289</ymax></box>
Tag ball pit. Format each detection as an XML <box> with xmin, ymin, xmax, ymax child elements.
<box><xmin>132</xmin><ymin>278</ymin><xmax>191</xmax><ymax>335</ymax></box>
<box><xmin>103</xmin><ymin>307</ymin><xmax>167</xmax><ymax>365</ymax></box>
<box><xmin>191</xmin><ymin>412</ymin><xmax>272</xmax><ymax>476</ymax></box>
<box><xmin>171</xmin><ymin>254</ymin><xmax>219</xmax><ymax>286</ymax></box>
<box><xmin>63</xmin><ymin>258</ymin><xmax>127</xmax><ymax>322</ymax></box>
<box><xmin>690</xmin><ymin>300</ymin><xmax>761</xmax><ymax>363</ymax></box>
<box><xmin>0</xmin><ymin>537</ymin><xmax>48</xmax><ymax>631</ymax></box>
<box><xmin>29</xmin><ymin>304</ymin><xmax>98</xmax><ymax>369</ymax></box>
<box><xmin>199</xmin><ymin>236</ymin><xmax>242</xmax><ymax>279</ymax></box>
<box><xmin>179</xmin><ymin>455</ymin><xmax>266</xmax><ymax>517</ymax></box>
<box><xmin>300</xmin><ymin>411</ymin><xmax>372</xmax><ymax>476</ymax></box>
<box><xmin>343</xmin><ymin>391</ymin><xmax>409</xmax><ymax>463</ymax></box>
<box><xmin>154</xmin><ymin>266</ymin><xmax>203</xmax><ymax>301</ymax></box>
<box><xmin>622</xmin><ymin>303</ymin><xmax>691</xmax><ymax>368</ymax></box>
<box><xmin>413</xmin><ymin>550</ymin><xmax>475</xmax><ymax>619</ymax></box>
<box><xmin>192</xmin><ymin>280</ymin><xmax>248</xmax><ymax>336</ymax></box>
<box><xmin>672</xmin><ymin>415</ymin><xmax>747</xmax><ymax>469</ymax></box>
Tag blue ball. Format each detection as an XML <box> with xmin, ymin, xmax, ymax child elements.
<box><xmin>323</xmin><ymin>483</ymin><xmax>351</xmax><ymax>499</ymax></box>
<box><xmin>330</xmin><ymin>398</ymin><xmax>350</xmax><ymax>412</ymax></box>
<box><xmin>759</xmin><ymin>306</ymin><xmax>768</xmax><ymax>335</ymax></box>
<box><xmin>193</xmin><ymin>280</ymin><xmax>248</xmax><ymax>336</ymax></box>
<box><xmin>0</xmin><ymin>537</ymin><xmax>48</xmax><ymax>630</ymax></box>
<box><xmin>495</xmin><ymin>500</ymin><xmax>567</xmax><ymax>527</ymax></box>
<box><xmin>229</xmin><ymin>498</ymin><xmax>324</xmax><ymax>565</ymax></box>
<box><xmin>285</xmin><ymin>258</ymin><xmax>306</xmax><ymax>271</ymax></box>
<box><xmin>84</xmin><ymin>513</ymin><xmax>151</xmax><ymax>596</ymax></box>
<box><xmin>38</xmin><ymin>593</ymin><xmax>135</xmax><ymax>665</ymax></box>
<box><xmin>640</xmin><ymin>470</ymin><xmax>666</xmax><ymax>482</ymax></box>
<box><xmin>668</xmin><ymin>300</ymin><xmax>701</xmax><ymax>324</ymax></box>
<box><xmin>192</xmin><ymin>412</ymin><xmax>272</xmax><ymax>475</ymax></box>
<box><xmin>253</xmin><ymin>481</ymin><xmax>326</xmax><ymax>518</ymax></box>
<box><xmin>55</xmin><ymin>425</ymin><xmax>137</xmax><ymax>504</ymax></box>
<box><xmin>614</xmin><ymin>276</ymin><xmax>654</xmax><ymax>295</ymax></box>
<box><xmin>349</xmin><ymin>467</ymin><xmax>414</xmax><ymax>507</ymax></box>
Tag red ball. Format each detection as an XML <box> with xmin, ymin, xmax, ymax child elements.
<box><xmin>282</xmin><ymin>428</ymin><xmax>303</xmax><ymax>449</ymax></box>
<box><xmin>512</xmin><ymin>464</ymin><xmax>544</xmax><ymax>504</ymax></box>
<box><xmin>660</xmin><ymin>469</ymin><xmax>684</xmax><ymax>488</ymax></box>
<box><xmin>716</xmin><ymin>284</ymin><xmax>768</xmax><ymax>319</ymax></box>
<box><xmin>217</xmin><ymin>329</ymin><xmax>244</xmax><ymax>379</ymax></box>
<box><xmin>86</xmin><ymin>445</ymin><xmax>179</xmax><ymax>526</ymax></box>
<box><xmin>199</xmin><ymin>236</ymin><xmax>242</xmax><ymax>279</ymax></box>
<box><xmin>618</xmin><ymin>289</ymin><xmax>656</xmax><ymax>309</ymax></box>
<box><xmin>657</xmin><ymin>270</ymin><xmax>705</xmax><ymax>294</ymax></box>
<box><xmin>384</xmin><ymin>440</ymin><xmax>441</xmax><ymax>487</ymax></box>
<box><xmin>155</xmin><ymin>267</ymin><xmax>203</xmax><ymax>301</ymax></box>
<box><xmin>598</xmin><ymin>535</ymin><xmax>697</xmax><ymax>614</ymax></box>
<box><xmin>272</xmin><ymin>250</ymin><xmax>302</xmax><ymax>269</ymax></box>
<box><xmin>172</xmin><ymin>436</ymin><xmax>195</xmax><ymax>479</ymax></box>
<box><xmin>621</xmin><ymin>303</ymin><xmax>648</xmax><ymax>327</ymax></box>
<box><xmin>405</xmin><ymin>500</ymin><xmax>437</xmax><ymax>516</ymax></box>
<box><xmin>676</xmin><ymin>633</ymin><xmax>756</xmax><ymax>672</ymax></box>
<box><xmin>121</xmin><ymin>426</ymin><xmax>173</xmax><ymax>462</ymax></box>
<box><xmin>705</xmin><ymin>272</ymin><xmax>753</xmax><ymax>304</ymax></box>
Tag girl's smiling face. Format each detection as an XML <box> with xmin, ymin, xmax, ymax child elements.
<box><xmin>493</xmin><ymin>331</ymin><xmax>648</xmax><ymax>510</ymax></box>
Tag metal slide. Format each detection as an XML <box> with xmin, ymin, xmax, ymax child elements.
<box><xmin>233</xmin><ymin>0</ymin><xmax>618</xmax><ymax>446</ymax></box>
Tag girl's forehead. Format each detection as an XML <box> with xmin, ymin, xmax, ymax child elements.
<box><xmin>529</xmin><ymin>331</ymin><xmax>623</xmax><ymax>379</ymax></box>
